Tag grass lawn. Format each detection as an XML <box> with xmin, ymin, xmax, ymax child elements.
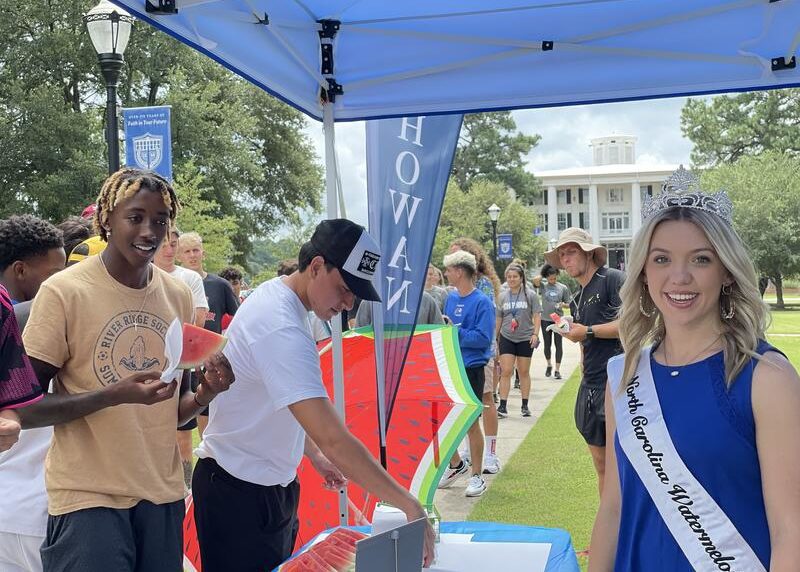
<box><xmin>767</xmin><ymin>308</ymin><xmax>800</xmax><ymax>336</ymax></box>
<box><xmin>468</xmin><ymin>371</ymin><xmax>596</xmax><ymax>570</ymax></box>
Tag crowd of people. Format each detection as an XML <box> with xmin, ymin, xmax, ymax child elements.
<box><xmin>0</xmin><ymin>164</ymin><xmax>798</xmax><ymax>572</ymax></box>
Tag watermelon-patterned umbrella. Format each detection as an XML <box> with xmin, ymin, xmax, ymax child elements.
<box><xmin>294</xmin><ymin>324</ymin><xmax>482</xmax><ymax>549</ymax></box>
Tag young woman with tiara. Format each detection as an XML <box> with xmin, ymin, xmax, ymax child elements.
<box><xmin>589</xmin><ymin>167</ymin><xmax>800</xmax><ymax>571</ymax></box>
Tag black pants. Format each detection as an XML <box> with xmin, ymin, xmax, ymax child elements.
<box><xmin>192</xmin><ymin>457</ymin><xmax>300</xmax><ymax>572</ymax></box>
<box><xmin>40</xmin><ymin>500</ymin><xmax>184</xmax><ymax>572</ymax></box>
<box><xmin>541</xmin><ymin>321</ymin><xmax>563</xmax><ymax>363</ymax></box>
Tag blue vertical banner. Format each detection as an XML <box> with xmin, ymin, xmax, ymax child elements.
<box><xmin>122</xmin><ymin>106</ymin><xmax>173</xmax><ymax>181</ymax></box>
<box><xmin>498</xmin><ymin>234</ymin><xmax>513</xmax><ymax>259</ymax></box>
<box><xmin>366</xmin><ymin>114</ymin><xmax>463</xmax><ymax>432</ymax></box>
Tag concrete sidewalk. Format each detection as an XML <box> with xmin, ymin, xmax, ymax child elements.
<box><xmin>433</xmin><ymin>335</ymin><xmax>583</xmax><ymax>521</ymax></box>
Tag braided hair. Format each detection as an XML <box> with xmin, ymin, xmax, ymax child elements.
<box><xmin>94</xmin><ymin>168</ymin><xmax>179</xmax><ymax>242</ymax></box>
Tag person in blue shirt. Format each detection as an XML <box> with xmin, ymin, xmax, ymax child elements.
<box><xmin>437</xmin><ymin>250</ymin><xmax>495</xmax><ymax>497</ymax></box>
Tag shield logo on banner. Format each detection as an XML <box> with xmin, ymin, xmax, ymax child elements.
<box><xmin>133</xmin><ymin>133</ymin><xmax>163</xmax><ymax>170</ymax></box>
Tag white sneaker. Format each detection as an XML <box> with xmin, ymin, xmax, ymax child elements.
<box><xmin>482</xmin><ymin>454</ymin><xmax>501</xmax><ymax>475</ymax></box>
<box><xmin>465</xmin><ymin>474</ymin><xmax>487</xmax><ymax>497</ymax></box>
<box><xmin>437</xmin><ymin>461</ymin><xmax>468</xmax><ymax>489</ymax></box>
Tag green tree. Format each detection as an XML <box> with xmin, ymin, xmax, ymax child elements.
<box><xmin>700</xmin><ymin>152</ymin><xmax>800</xmax><ymax>308</ymax></box>
<box><xmin>174</xmin><ymin>164</ymin><xmax>238</xmax><ymax>273</ymax></box>
<box><xmin>452</xmin><ymin>112</ymin><xmax>542</xmax><ymax>204</ymax></box>
<box><xmin>0</xmin><ymin>1</ymin><xmax>323</xmax><ymax>262</ymax></box>
<box><xmin>681</xmin><ymin>90</ymin><xmax>800</xmax><ymax>166</ymax></box>
<box><xmin>433</xmin><ymin>179</ymin><xmax>546</xmax><ymax>275</ymax></box>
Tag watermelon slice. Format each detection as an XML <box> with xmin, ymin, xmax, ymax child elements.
<box><xmin>177</xmin><ymin>323</ymin><xmax>227</xmax><ymax>369</ymax></box>
<box><xmin>281</xmin><ymin>552</ymin><xmax>332</xmax><ymax>572</ymax></box>
<box><xmin>310</xmin><ymin>543</ymin><xmax>355</xmax><ymax>571</ymax></box>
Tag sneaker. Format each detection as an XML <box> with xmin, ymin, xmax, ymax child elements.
<box><xmin>465</xmin><ymin>474</ymin><xmax>487</xmax><ymax>497</ymax></box>
<box><xmin>482</xmin><ymin>454</ymin><xmax>501</xmax><ymax>475</ymax></box>
<box><xmin>545</xmin><ymin>365</ymin><xmax>552</xmax><ymax>377</ymax></box>
<box><xmin>438</xmin><ymin>461</ymin><xmax>468</xmax><ymax>488</ymax></box>
<box><xmin>554</xmin><ymin>371</ymin><xmax>562</xmax><ymax>380</ymax></box>
<box><xmin>496</xmin><ymin>404</ymin><xmax>507</xmax><ymax>418</ymax></box>
<box><xmin>521</xmin><ymin>405</ymin><xmax>532</xmax><ymax>417</ymax></box>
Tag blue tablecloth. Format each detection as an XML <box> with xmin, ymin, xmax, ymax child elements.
<box><xmin>438</xmin><ymin>521</ymin><xmax>579</xmax><ymax>572</ymax></box>
<box><xmin>278</xmin><ymin>521</ymin><xmax>579</xmax><ymax>571</ymax></box>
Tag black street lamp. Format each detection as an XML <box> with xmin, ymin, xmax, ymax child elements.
<box><xmin>487</xmin><ymin>203</ymin><xmax>501</xmax><ymax>262</ymax></box>
<box><xmin>84</xmin><ymin>1</ymin><xmax>134</xmax><ymax>175</ymax></box>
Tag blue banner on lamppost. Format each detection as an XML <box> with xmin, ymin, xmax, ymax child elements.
<box><xmin>498</xmin><ymin>234</ymin><xmax>513</xmax><ymax>259</ymax></box>
<box><xmin>122</xmin><ymin>106</ymin><xmax>173</xmax><ymax>181</ymax></box>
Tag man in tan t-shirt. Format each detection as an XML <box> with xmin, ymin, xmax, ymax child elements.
<box><xmin>19</xmin><ymin>169</ymin><xmax>234</xmax><ymax>572</ymax></box>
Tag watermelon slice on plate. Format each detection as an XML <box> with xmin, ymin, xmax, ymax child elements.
<box><xmin>177</xmin><ymin>323</ymin><xmax>227</xmax><ymax>369</ymax></box>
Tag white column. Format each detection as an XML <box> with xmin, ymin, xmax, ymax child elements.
<box><xmin>631</xmin><ymin>182</ymin><xmax>641</xmax><ymax>234</ymax></box>
<box><xmin>589</xmin><ymin>184</ymin><xmax>600</xmax><ymax>240</ymax></box>
<box><xmin>547</xmin><ymin>186</ymin><xmax>558</xmax><ymax>240</ymax></box>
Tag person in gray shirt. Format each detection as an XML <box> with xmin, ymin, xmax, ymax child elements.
<box><xmin>495</xmin><ymin>263</ymin><xmax>541</xmax><ymax>418</ymax></box>
<box><xmin>355</xmin><ymin>290</ymin><xmax>443</xmax><ymax>327</ymax></box>
<box><xmin>539</xmin><ymin>264</ymin><xmax>572</xmax><ymax>379</ymax></box>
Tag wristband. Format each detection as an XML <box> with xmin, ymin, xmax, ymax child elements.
<box><xmin>586</xmin><ymin>325</ymin><xmax>594</xmax><ymax>338</ymax></box>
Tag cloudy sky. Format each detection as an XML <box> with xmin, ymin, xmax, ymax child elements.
<box><xmin>302</xmin><ymin>95</ymin><xmax>697</xmax><ymax>228</ymax></box>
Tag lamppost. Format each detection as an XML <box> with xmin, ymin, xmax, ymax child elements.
<box><xmin>487</xmin><ymin>203</ymin><xmax>501</xmax><ymax>262</ymax></box>
<box><xmin>84</xmin><ymin>1</ymin><xmax>134</xmax><ymax>175</ymax></box>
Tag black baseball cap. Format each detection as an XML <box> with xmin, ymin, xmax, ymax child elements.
<box><xmin>310</xmin><ymin>219</ymin><xmax>382</xmax><ymax>302</ymax></box>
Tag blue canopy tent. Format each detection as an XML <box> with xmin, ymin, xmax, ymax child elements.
<box><xmin>109</xmin><ymin>0</ymin><xmax>800</xmax><ymax>524</ymax></box>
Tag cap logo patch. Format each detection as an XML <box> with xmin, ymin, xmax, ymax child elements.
<box><xmin>358</xmin><ymin>251</ymin><xmax>379</xmax><ymax>275</ymax></box>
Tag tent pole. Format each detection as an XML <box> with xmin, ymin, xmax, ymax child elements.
<box><xmin>324</xmin><ymin>101</ymin><xmax>349</xmax><ymax>527</ymax></box>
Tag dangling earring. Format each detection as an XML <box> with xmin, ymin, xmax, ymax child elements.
<box><xmin>639</xmin><ymin>285</ymin><xmax>655</xmax><ymax>318</ymax></box>
<box><xmin>720</xmin><ymin>283</ymin><xmax>735</xmax><ymax>319</ymax></box>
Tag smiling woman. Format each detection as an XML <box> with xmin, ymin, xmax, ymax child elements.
<box><xmin>589</xmin><ymin>169</ymin><xmax>800</xmax><ymax>572</ymax></box>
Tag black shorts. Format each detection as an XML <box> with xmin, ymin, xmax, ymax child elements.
<box><xmin>575</xmin><ymin>384</ymin><xmax>606</xmax><ymax>447</ymax></box>
<box><xmin>40</xmin><ymin>500</ymin><xmax>184</xmax><ymax>572</ymax></box>
<box><xmin>177</xmin><ymin>371</ymin><xmax>206</xmax><ymax>431</ymax></box>
<box><xmin>498</xmin><ymin>335</ymin><xmax>534</xmax><ymax>358</ymax></box>
<box><xmin>465</xmin><ymin>365</ymin><xmax>487</xmax><ymax>409</ymax></box>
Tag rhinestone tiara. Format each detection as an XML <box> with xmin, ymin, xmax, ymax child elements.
<box><xmin>641</xmin><ymin>165</ymin><xmax>733</xmax><ymax>225</ymax></box>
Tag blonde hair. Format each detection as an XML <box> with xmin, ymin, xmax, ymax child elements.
<box><xmin>450</xmin><ymin>237</ymin><xmax>501</xmax><ymax>297</ymax></box>
<box><xmin>619</xmin><ymin>207</ymin><xmax>769</xmax><ymax>387</ymax></box>
<box><xmin>178</xmin><ymin>231</ymin><xmax>203</xmax><ymax>250</ymax></box>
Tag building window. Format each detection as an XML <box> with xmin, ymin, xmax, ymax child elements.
<box><xmin>557</xmin><ymin>189</ymin><xmax>568</xmax><ymax>205</ymax></box>
<box><xmin>544</xmin><ymin>190</ymin><xmax>548</xmax><ymax>205</ymax></box>
<box><xmin>640</xmin><ymin>184</ymin><xmax>655</xmax><ymax>203</ymax></box>
<box><xmin>557</xmin><ymin>213</ymin><xmax>568</xmax><ymax>231</ymax></box>
<box><xmin>566</xmin><ymin>189</ymin><xmax>572</xmax><ymax>205</ymax></box>
<box><xmin>579</xmin><ymin>212</ymin><xmax>587</xmax><ymax>229</ymax></box>
<box><xmin>601</xmin><ymin>212</ymin><xmax>630</xmax><ymax>235</ymax></box>
<box><xmin>567</xmin><ymin>212</ymin><xmax>573</xmax><ymax>227</ymax></box>
<box><xmin>578</xmin><ymin>188</ymin><xmax>587</xmax><ymax>204</ymax></box>
<box><xmin>607</xmin><ymin>188</ymin><xmax>624</xmax><ymax>203</ymax></box>
<box><xmin>543</xmin><ymin>214</ymin><xmax>549</xmax><ymax>232</ymax></box>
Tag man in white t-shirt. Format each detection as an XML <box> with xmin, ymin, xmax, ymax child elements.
<box><xmin>193</xmin><ymin>219</ymin><xmax>435</xmax><ymax>571</ymax></box>
<box><xmin>153</xmin><ymin>227</ymin><xmax>209</xmax><ymax>487</ymax></box>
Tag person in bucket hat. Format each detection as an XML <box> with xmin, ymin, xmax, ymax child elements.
<box><xmin>543</xmin><ymin>227</ymin><xmax>607</xmax><ymax>269</ymax></box>
<box><xmin>544</xmin><ymin>227</ymin><xmax>624</xmax><ymax>501</ymax></box>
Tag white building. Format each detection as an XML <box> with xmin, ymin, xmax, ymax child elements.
<box><xmin>532</xmin><ymin>135</ymin><xmax>679</xmax><ymax>270</ymax></box>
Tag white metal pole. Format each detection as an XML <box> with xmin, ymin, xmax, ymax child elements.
<box><xmin>323</xmin><ymin>101</ymin><xmax>349</xmax><ymax>527</ymax></box>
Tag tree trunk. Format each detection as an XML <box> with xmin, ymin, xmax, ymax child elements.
<box><xmin>773</xmin><ymin>273</ymin><xmax>785</xmax><ymax>309</ymax></box>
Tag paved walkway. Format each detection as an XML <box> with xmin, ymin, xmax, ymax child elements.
<box><xmin>433</xmin><ymin>336</ymin><xmax>583</xmax><ymax>521</ymax></box>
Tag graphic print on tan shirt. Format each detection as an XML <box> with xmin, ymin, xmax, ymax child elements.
<box><xmin>23</xmin><ymin>256</ymin><xmax>193</xmax><ymax>515</ymax></box>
